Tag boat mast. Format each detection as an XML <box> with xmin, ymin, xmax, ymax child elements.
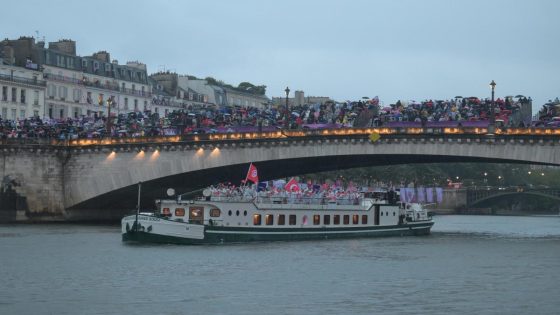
<box><xmin>135</xmin><ymin>181</ymin><xmax>141</xmax><ymax>231</ymax></box>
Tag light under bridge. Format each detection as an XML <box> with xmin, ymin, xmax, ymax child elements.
<box><xmin>1</xmin><ymin>127</ymin><xmax>560</xmax><ymax>221</ymax></box>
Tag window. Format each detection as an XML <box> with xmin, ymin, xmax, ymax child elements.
<box><xmin>228</xmin><ymin>210</ymin><xmax>232</xmax><ymax>216</ymax></box>
<box><xmin>33</xmin><ymin>91</ymin><xmax>39</xmax><ymax>105</ymax></box>
<box><xmin>393</xmin><ymin>212</ymin><xmax>396</xmax><ymax>216</ymax></box>
<box><xmin>353</xmin><ymin>215</ymin><xmax>359</xmax><ymax>225</ymax></box>
<box><xmin>11</xmin><ymin>109</ymin><xmax>16</xmax><ymax>119</ymax></box>
<box><xmin>210</xmin><ymin>208</ymin><xmax>221</xmax><ymax>217</ymax></box>
<box><xmin>73</xmin><ymin>89</ymin><xmax>81</xmax><ymax>102</ymax></box>
<box><xmin>11</xmin><ymin>88</ymin><xmax>17</xmax><ymax>102</ymax></box>
<box><xmin>277</xmin><ymin>214</ymin><xmax>285</xmax><ymax>225</ymax></box>
<box><xmin>144</xmin><ymin>100</ymin><xmax>148</xmax><ymax>111</ymax></box>
<box><xmin>236</xmin><ymin>210</ymin><xmax>240</xmax><ymax>216</ymax></box>
<box><xmin>82</xmin><ymin>59</ymin><xmax>88</xmax><ymax>68</ymax></box>
<box><xmin>362</xmin><ymin>215</ymin><xmax>368</xmax><ymax>224</ymax></box>
<box><xmin>67</xmin><ymin>58</ymin><xmax>74</xmax><ymax>69</ymax></box>
<box><xmin>20</xmin><ymin>110</ymin><xmax>25</xmax><ymax>118</ymax></box>
<box><xmin>313</xmin><ymin>215</ymin><xmax>320</xmax><ymax>225</ymax></box>
<box><xmin>86</xmin><ymin>92</ymin><xmax>92</xmax><ymax>104</ymax></box>
<box><xmin>98</xmin><ymin>93</ymin><xmax>104</xmax><ymax>105</ymax></box>
<box><xmin>124</xmin><ymin>98</ymin><xmax>129</xmax><ymax>110</ymax></box>
<box><xmin>381</xmin><ymin>212</ymin><xmax>384</xmax><ymax>216</ymax></box>
<box><xmin>243</xmin><ymin>210</ymin><xmax>247</xmax><ymax>216</ymax></box>
<box><xmin>334</xmin><ymin>215</ymin><xmax>340</xmax><ymax>225</ymax></box>
<box><xmin>265</xmin><ymin>214</ymin><xmax>274</xmax><ymax>225</ymax></box>
<box><xmin>121</xmin><ymin>82</ymin><xmax>125</xmax><ymax>91</ymax></box>
<box><xmin>343</xmin><ymin>215</ymin><xmax>350</xmax><ymax>225</ymax></box>
<box><xmin>162</xmin><ymin>207</ymin><xmax>171</xmax><ymax>216</ymax></box>
<box><xmin>2</xmin><ymin>108</ymin><xmax>7</xmax><ymax>119</ymax></box>
<box><xmin>253</xmin><ymin>214</ymin><xmax>261</xmax><ymax>225</ymax></box>
<box><xmin>2</xmin><ymin>86</ymin><xmax>7</xmax><ymax>101</ymax></box>
<box><xmin>105</xmin><ymin>64</ymin><xmax>111</xmax><ymax>72</ymax></box>
<box><xmin>132</xmin><ymin>84</ymin><xmax>136</xmax><ymax>91</ymax></box>
<box><xmin>20</xmin><ymin>89</ymin><xmax>26</xmax><ymax>103</ymax></box>
<box><xmin>59</xmin><ymin>108</ymin><xmax>64</xmax><ymax>118</ymax></box>
<box><xmin>134</xmin><ymin>99</ymin><xmax>138</xmax><ymax>111</ymax></box>
<box><xmin>289</xmin><ymin>214</ymin><xmax>296</xmax><ymax>225</ymax></box>
<box><xmin>175</xmin><ymin>208</ymin><xmax>185</xmax><ymax>217</ymax></box>
<box><xmin>323</xmin><ymin>215</ymin><xmax>330</xmax><ymax>225</ymax></box>
<box><xmin>58</xmin><ymin>86</ymin><xmax>68</xmax><ymax>101</ymax></box>
<box><xmin>33</xmin><ymin>110</ymin><xmax>38</xmax><ymax>117</ymax></box>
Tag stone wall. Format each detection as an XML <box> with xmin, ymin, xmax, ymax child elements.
<box><xmin>0</xmin><ymin>148</ymin><xmax>66</xmax><ymax>221</ymax></box>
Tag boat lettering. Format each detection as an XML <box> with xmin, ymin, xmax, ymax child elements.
<box><xmin>139</xmin><ymin>216</ymin><xmax>160</xmax><ymax>222</ymax></box>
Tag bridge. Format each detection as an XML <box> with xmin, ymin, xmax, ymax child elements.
<box><xmin>1</xmin><ymin>126</ymin><xmax>560</xmax><ymax>221</ymax></box>
<box><xmin>466</xmin><ymin>187</ymin><xmax>560</xmax><ymax>207</ymax></box>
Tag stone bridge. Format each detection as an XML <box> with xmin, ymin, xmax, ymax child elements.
<box><xmin>1</xmin><ymin>128</ymin><xmax>560</xmax><ymax>221</ymax></box>
<box><xmin>466</xmin><ymin>187</ymin><xmax>560</xmax><ymax>207</ymax></box>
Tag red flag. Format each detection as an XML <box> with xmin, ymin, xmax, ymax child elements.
<box><xmin>245</xmin><ymin>163</ymin><xmax>259</xmax><ymax>184</ymax></box>
<box><xmin>284</xmin><ymin>178</ymin><xmax>300</xmax><ymax>192</ymax></box>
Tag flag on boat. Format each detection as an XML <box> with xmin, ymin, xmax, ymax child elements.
<box><xmin>245</xmin><ymin>163</ymin><xmax>259</xmax><ymax>184</ymax></box>
<box><xmin>257</xmin><ymin>182</ymin><xmax>268</xmax><ymax>192</ymax></box>
<box><xmin>285</xmin><ymin>178</ymin><xmax>300</xmax><ymax>192</ymax></box>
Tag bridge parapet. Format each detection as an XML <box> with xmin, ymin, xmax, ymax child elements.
<box><xmin>467</xmin><ymin>187</ymin><xmax>560</xmax><ymax>206</ymax></box>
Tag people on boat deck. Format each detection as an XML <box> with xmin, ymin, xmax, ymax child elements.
<box><xmin>207</xmin><ymin>180</ymin><xmax>374</xmax><ymax>203</ymax></box>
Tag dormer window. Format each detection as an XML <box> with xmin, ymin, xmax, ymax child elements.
<box><xmin>82</xmin><ymin>60</ymin><xmax>88</xmax><ymax>68</ymax></box>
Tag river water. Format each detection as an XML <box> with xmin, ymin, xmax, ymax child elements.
<box><xmin>1</xmin><ymin>215</ymin><xmax>559</xmax><ymax>315</ymax></box>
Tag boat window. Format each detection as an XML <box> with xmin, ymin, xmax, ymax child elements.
<box><xmin>380</xmin><ymin>211</ymin><xmax>384</xmax><ymax>216</ymax></box>
<box><xmin>393</xmin><ymin>212</ymin><xmax>396</xmax><ymax>216</ymax></box>
<box><xmin>289</xmin><ymin>214</ymin><xmax>296</xmax><ymax>225</ymax></box>
<box><xmin>253</xmin><ymin>214</ymin><xmax>261</xmax><ymax>225</ymax></box>
<box><xmin>333</xmin><ymin>215</ymin><xmax>340</xmax><ymax>225</ymax></box>
<box><xmin>362</xmin><ymin>215</ymin><xmax>368</xmax><ymax>224</ymax></box>
<box><xmin>302</xmin><ymin>215</ymin><xmax>308</xmax><ymax>225</ymax></box>
<box><xmin>343</xmin><ymin>215</ymin><xmax>350</xmax><ymax>225</ymax></box>
<box><xmin>323</xmin><ymin>215</ymin><xmax>330</xmax><ymax>225</ymax></box>
<box><xmin>243</xmin><ymin>210</ymin><xmax>247</xmax><ymax>216</ymax></box>
<box><xmin>228</xmin><ymin>210</ymin><xmax>232</xmax><ymax>216</ymax></box>
<box><xmin>175</xmin><ymin>208</ymin><xmax>185</xmax><ymax>217</ymax></box>
<box><xmin>352</xmin><ymin>215</ymin><xmax>359</xmax><ymax>224</ymax></box>
<box><xmin>236</xmin><ymin>210</ymin><xmax>240</xmax><ymax>216</ymax></box>
<box><xmin>210</xmin><ymin>208</ymin><xmax>221</xmax><ymax>217</ymax></box>
<box><xmin>162</xmin><ymin>207</ymin><xmax>171</xmax><ymax>217</ymax></box>
<box><xmin>386</xmin><ymin>211</ymin><xmax>389</xmax><ymax>216</ymax></box>
<box><xmin>265</xmin><ymin>214</ymin><xmax>274</xmax><ymax>225</ymax></box>
<box><xmin>278</xmin><ymin>214</ymin><xmax>285</xmax><ymax>225</ymax></box>
<box><xmin>313</xmin><ymin>215</ymin><xmax>320</xmax><ymax>225</ymax></box>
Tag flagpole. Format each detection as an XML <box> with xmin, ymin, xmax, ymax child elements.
<box><xmin>135</xmin><ymin>181</ymin><xmax>141</xmax><ymax>232</ymax></box>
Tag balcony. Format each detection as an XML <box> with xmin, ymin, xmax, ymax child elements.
<box><xmin>43</xmin><ymin>73</ymin><xmax>151</xmax><ymax>97</ymax></box>
<box><xmin>0</xmin><ymin>73</ymin><xmax>47</xmax><ymax>87</ymax></box>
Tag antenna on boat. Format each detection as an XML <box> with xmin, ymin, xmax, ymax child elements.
<box><xmin>135</xmin><ymin>181</ymin><xmax>141</xmax><ymax>232</ymax></box>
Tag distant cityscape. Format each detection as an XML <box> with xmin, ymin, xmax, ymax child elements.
<box><xmin>0</xmin><ymin>36</ymin><xmax>332</xmax><ymax>120</ymax></box>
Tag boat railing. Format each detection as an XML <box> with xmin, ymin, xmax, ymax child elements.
<box><xmin>255</xmin><ymin>196</ymin><xmax>361</xmax><ymax>206</ymax></box>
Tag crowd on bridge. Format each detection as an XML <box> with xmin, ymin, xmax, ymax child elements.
<box><xmin>0</xmin><ymin>94</ymin><xmax>552</xmax><ymax>140</ymax></box>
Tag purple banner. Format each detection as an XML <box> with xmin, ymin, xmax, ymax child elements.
<box><xmin>426</xmin><ymin>188</ymin><xmax>434</xmax><ymax>203</ymax></box>
<box><xmin>417</xmin><ymin>188</ymin><xmax>425</xmax><ymax>203</ymax></box>
<box><xmin>435</xmin><ymin>188</ymin><xmax>443</xmax><ymax>203</ymax></box>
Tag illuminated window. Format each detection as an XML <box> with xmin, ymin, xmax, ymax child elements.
<box><xmin>289</xmin><ymin>214</ymin><xmax>296</xmax><ymax>225</ymax></box>
<box><xmin>343</xmin><ymin>215</ymin><xmax>350</xmax><ymax>225</ymax></box>
<box><xmin>313</xmin><ymin>215</ymin><xmax>320</xmax><ymax>225</ymax></box>
<box><xmin>265</xmin><ymin>214</ymin><xmax>274</xmax><ymax>225</ymax></box>
<box><xmin>162</xmin><ymin>207</ymin><xmax>171</xmax><ymax>217</ymax></box>
<box><xmin>362</xmin><ymin>215</ymin><xmax>368</xmax><ymax>224</ymax></box>
<box><xmin>253</xmin><ymin>214</ymin><xmax>261</xmax><ymax>225</ymax></box>
<box><xmin>210</xmin><ymin>208</ymin><xmax>221</xmax><ymax>217</ymax></box>
<box><xmin>333</xmin><ymin>215</ymin><xmax>340</xmax><ymax>225</ymax></box>
<box><xmin>323</xmin><ymin>215</ymin><xmax>330</xmax><ymax>225</ymax></box>
<box><xmin>175</xmin><ymin>208</ymin><xmax>185</xmax><ymax>217</ymax></box>
<box><xmin>278</xmin><ymin>214</ymin><xmax>285</xmax><ymax>225</ymax></box>
<box><xmin>353</xmin><ymin>215</ymin><xmax>359</xmax><ymax>224</ymax></box>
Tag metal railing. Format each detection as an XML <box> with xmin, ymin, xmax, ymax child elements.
<box><xmin>0</xmin><ymin>73</ymin><xmax>46</xmax><ymax>87</ymax></box>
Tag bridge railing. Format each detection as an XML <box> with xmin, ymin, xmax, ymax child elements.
<box><xmin>2</xmin><ymin>126</ymin><xmax>560</xmax><ymax>147</ymax></box>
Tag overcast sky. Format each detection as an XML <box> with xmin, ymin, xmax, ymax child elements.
<box><xmin>2</xmin><ymin>0</ymin><xmax>559</xmax><ymax>112</ymax></box>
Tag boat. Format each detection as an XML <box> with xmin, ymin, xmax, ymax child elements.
<box><xmin>121</xmin><ymin>187</ymin><xmax>434</xmax><ymax>245</ymax></box>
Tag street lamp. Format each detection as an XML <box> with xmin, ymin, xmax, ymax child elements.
<box><xmin>284</xmin><ymin>86</ymin><xmax>290</xmax><ymax>129</ymax></box>
<box><xmin>106</xmin><ymin>97</ymin><xmax>113</xmax><ymax>136</ymax></box>
<box><xmin>488</xmin><ymin>80</ymin><xmax>496</xmax><ymax>134</ymax></box>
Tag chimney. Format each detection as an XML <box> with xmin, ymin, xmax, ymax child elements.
<box><xmin>48</xmin><ymin>39</ymin><xmax>76</xmax><ymax>56</ymax></box>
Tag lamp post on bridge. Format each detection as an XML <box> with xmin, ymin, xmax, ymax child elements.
<box><xmin>284</xmin><ymin>86</ymin><xmax>290</xmax><ymax>129</ymax></box>
<box><xmin>106</xmin><ymin>97</ymin><xmax>113</xmax><ymax>137</ymax></box>
<box><xmin>488</xmin><ymin>80</ymin><xmax>496</xmax><ymax>134</ymax></box>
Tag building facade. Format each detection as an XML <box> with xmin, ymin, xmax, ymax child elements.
<box><xmin>0</xmin><ymin>37</ymin><xmax>151</xmax><ymax>119</ymax></box>
<box><xmin>0</xmin><ymin>60</ymin><xmax>46</xmax><ymax>119</ymax></box>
